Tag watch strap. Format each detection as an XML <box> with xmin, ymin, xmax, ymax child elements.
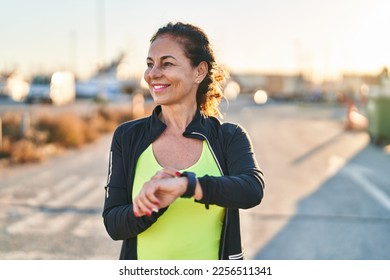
<box><xmin>180</xmin><ymin>171</ymin><xmax>197</xmax><ymax>198</ymax></box>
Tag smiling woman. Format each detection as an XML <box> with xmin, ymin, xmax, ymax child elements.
<box><xmin>102</xmin><ymin>22</ymin><xmax>265</xmax><ymax>260</ymax></box>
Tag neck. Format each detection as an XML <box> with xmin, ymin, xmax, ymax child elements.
<box><xmin>159</xmin><ymin>104</ymin><xmax>197</xmax><ymax>133</ymax></box>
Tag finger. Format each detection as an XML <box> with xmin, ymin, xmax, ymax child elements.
<box><xmin>136</xmin><ymin>189</ymin><xmax>160</xmax><ymax>216</ymax></box>
<box><xmin>151</xmin><ymin>171</ymin><xmax>167</xmax><ymax>180</ymax></box>
<box><xmin>162</xmin><ymin>167</ymin><xmax>182</xmax><ymax>177</ymax></box>
<box><xmin>132</xmin><ymin>199</ymin><xmax>140</xmax><ymax>217</ymax></box>
<box><xmin>151</xmin><ymin>168</ymin><xmax>181</xmax><ymax>180</ymax></box>
<box><xmin>139</xmin><ymin>195</ymin><xmax>159</xmax><ymax>215</ymax></box>
<box><xmin>134</xmin><ymin>196</ymin><xmax>151</xmax><ymax>217</ymax></box>
<box><xmin>133</xmin><ymin>193</ymin><xmax>151</xmax><ymax>217</ymax></box>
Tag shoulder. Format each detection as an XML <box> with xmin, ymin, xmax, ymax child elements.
<box><xmin>204</xmin><ymin>115</ymin><xmax>248</xmax><ymax>138</ymax></box>
<box><xmin>220</xmin><ymin>121</ymin><xmax>248</xmax><ymax>136</ymax></box>
<box><xmin>218</xmin><ymin>121</ymin><xmax>252</xmax><ymax>150</ymax></box>
<box><xmin>204</xmin><ymin>115</ymin><xmax>240</xmax><ymax>131</ymax></box>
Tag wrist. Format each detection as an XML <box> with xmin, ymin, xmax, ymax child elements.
<box><xmin>193</xmin><ymin>180</ymin><xmax>203</xmax><ymax>200</ymax></box>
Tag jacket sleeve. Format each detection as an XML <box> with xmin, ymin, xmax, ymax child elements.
<box><xmin>102</xmin><ymin>125</ymin><xmax>167</xmax><ymax>240</ymax></box>
<box><xmin>197</xmin><ymin>123</ymin><xmax>264</xmax><ymax>209</ymax></box>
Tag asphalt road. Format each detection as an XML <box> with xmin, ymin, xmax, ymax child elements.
<box><xmin>1</xmin><ymin>95</ymin><xmax>390</xmax><ymax>259</ymax></box>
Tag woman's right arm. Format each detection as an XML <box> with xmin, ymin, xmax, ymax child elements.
<box><xmin>102</xmin><ymin>126</ymin><xmax>167</xmax><ymax>240</ymax></box>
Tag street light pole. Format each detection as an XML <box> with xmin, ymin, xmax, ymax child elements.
<box><xmin>69</xmin><ymin>30</ymin><xmax>77</xmax><ymax>76</ymax></box>
<box><xmin>97</xmin><ymin>0</ymin><xmax>106</xmax><ymax>101</ymax></box>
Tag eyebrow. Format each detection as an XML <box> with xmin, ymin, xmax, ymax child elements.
<box><xmin>147</xmin><ymin>55</ymin><xmax>177</xmax><ymax>61</ymax></box>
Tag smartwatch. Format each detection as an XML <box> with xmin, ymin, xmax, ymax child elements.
<box><xmin>180</xmin><ymin>171</ymin><xmax>197</xmax><ymax>198</ymax></box>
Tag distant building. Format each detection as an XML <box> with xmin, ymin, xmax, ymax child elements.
<box><xmin>233</xmin><ymin>72</ymin><xmax>307</xmax><ymax>100</ymax></box>
<box><xmin>232</xmin><ymin>73</ymin><xmax>267</xmax><ymax>93</ymax></box>
<box><xmin>342</xmin><ymin>67</ymin><xmax>389</xmax><ymax>97</ymax></box>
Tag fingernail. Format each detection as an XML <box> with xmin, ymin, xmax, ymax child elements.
<box><xmin>146</xmin><ymin>211</ymin><xmax>152</xmax><ymax>217</ymax></box>
<box><xmin>152</xmin><ymin>208</ymin><xmax>159</xmax><ymax>213</ymax></box>
<box><xmin>134</xmin><ymin>211</ymin><xmax>139</xmax><ymax>217</ymax></box>
<box><xmin>175</xmin><ymin>171</ymin><xmax>182</xmax><ymax>177</ymax></box>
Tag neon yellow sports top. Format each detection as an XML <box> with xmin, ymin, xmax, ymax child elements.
<box><xmin>133</xmin><ymin>141</ymin><xmax>224</xmax><ymax>260</ymax></box>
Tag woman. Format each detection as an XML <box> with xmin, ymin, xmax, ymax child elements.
<box><xmin>103</xmin><ymin>22</ymin><xmax>264</xmax><ymax>260</ymax></box>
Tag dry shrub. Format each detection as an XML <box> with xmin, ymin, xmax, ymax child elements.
<box><xmin>83</xmin><ymin>115</ymin><xmax>102</xmax><ymax>143</ymax></box>
<box><xmin>29</xmin><ymin>130</ymin><xmax>50</xmax><ymax>145</ymax></box>
<box><xmin>35</xmin><ymin>113</ymin><xmax>86</xmax><ymax>148</ymax></box>
<box><xmin>10</xmin><ymin>139</ymin><xmax>43</xmax><ymax>163</ymax></box>
<box><xmin>0</xmin><ymin>137</ymin><xmax>11</xmax><ymax>158</ymax></box>
<box><xmin>93</xmin><ymin>106</ymin><xmax>132</xmax><ymax>133</ymax></box>
<box><xmin>96</xmin><ymin>116</ymin><xmax>118</xmax><ymax>133</ymax></box>
<box><xmin>82</xmin><ymin>106</ymin><xmax>133</xmax><ymax>141</ymax></box>
<box><xmin>1</xmin><ymin>103</ymin><xmax>146</xmax><ymax>165</ymax></box>
<box><xmin>1</xmin><ymin>113</ymin><xmax>22</xmax><ymax>140</ymax></box>
<box><xmin>51</xmin><ymin>114</ymin><xmax>86</xmax><ymax>148</ymax></box>
<box><xmin>35</xmin><ymin>114</ymin><xmax>57</xmax><ymax>140</ymax></box>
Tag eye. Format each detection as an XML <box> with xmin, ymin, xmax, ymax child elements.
<box><xmin>163</xmin><ymin>61</ymin><xmax>174</xmax><ymax>67</ymax></box>
<box><xmin>146</xmin><ymin>62</ymin><xmax>154</xmax><ymax>68</ymax></box>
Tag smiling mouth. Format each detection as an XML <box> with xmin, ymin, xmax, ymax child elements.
<box><xmin>152</xmin><ymin>84</ymin><xmax>170</xmax><ymax>91</ymax></box>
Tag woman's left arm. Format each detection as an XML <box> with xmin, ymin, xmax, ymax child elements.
<box><xmin>197</xmin><ymin>123</ymin><xmax>265</xmax><ymax>209</ymax></box>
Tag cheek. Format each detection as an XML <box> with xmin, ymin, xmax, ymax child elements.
<box><xmin>143</xmin><ymin>70</ymin><xmax>151</xmax><ymax>84</ymax></box>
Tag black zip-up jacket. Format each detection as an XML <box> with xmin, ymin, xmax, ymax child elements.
<box><xmin>103</xmin><ymin>106</ymin><xmax>264</xmax><ymax>260</ymax></box>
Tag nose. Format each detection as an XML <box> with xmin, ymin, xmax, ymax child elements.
<box><xmin>148</xmin><ymin>65</ymin><xmax>162</xmax><ymax>79</ymax></box>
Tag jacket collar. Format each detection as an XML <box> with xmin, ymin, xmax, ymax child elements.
<box><xmin>147</xmin><ymin>106</ymin><xmax>166</xmax><ymax>143</ymax></box>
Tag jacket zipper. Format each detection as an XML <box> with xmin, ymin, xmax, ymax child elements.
<box><xmin>190</xmin><ymin>131</ymin><xmax>228</xmax><ymax>260</ymax></box>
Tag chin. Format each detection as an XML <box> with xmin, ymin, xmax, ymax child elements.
<box><xmin>152</xmin><ymin>97</ymin><xmax>169</xmax><ymax>106</ymax></box>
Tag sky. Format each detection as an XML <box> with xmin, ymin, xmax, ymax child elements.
<box><xmin>1</xmin><ymin>0</ymin><xmax>390</xmax><ymax>82</ymax></box>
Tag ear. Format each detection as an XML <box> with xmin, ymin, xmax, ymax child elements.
<box><xmin>195</xmin><ymin>61</ymin><xmax>208</xmax><ymax>83</ymax></box>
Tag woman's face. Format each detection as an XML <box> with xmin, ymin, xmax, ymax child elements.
<box><xmin>144</xmin><ymin>35</ymin><xmax>200</xmax><ymax>107</ymax></box>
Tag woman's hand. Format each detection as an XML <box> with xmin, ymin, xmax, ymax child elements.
<box><xmin>133</xmin><ymin>168</ymin><xmax>186</xmax><ymax>217</ymax></box>
<box><xmin>150</xmin><ymin>167</ymin><xmax>181</xmax><ymax>180</ymax></box>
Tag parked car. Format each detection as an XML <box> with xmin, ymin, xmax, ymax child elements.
<box><xmin>25</xmin><ymin>75</ymin><xmax>51</xmax><ymax>104</ymax></box>
<box><xmin>26</xmin><ymin>72</ymin><xmax>75</xmax><ymax>105</ymax></box>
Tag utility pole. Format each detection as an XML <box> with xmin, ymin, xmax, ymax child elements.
<box><xmin>97</xmin><ymin>0</ymin><xmax>106</xmax><ymax>101</ymax></box>
<box><xmin>69</xmin><ymin>30</ymin><xmax>77</xmax><ymax>76</ymax></box>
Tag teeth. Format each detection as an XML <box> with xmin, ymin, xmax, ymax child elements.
<box><xmin>153</xmin><ymin>84</ymin><xmax>168</xmax><ymax>90</ymax></box>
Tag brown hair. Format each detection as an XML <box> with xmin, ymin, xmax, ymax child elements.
<box><xmin>150</xmin><ymin>22</ymin><xmax>228</xmax><ymax>117</ymax></box>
